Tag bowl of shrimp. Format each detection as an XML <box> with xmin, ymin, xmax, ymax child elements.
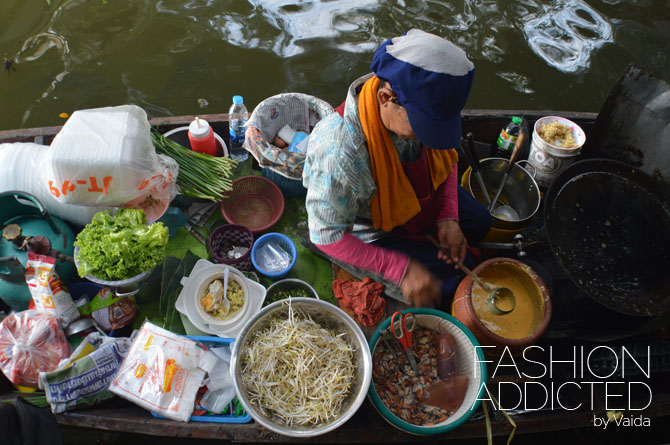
<box><xmin>367</xmin><ymin>308</ymin><xmax>487</xmax><ymax>435</ymax></box>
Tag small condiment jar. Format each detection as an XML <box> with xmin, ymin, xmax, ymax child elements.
<box><xmin>188</xmin><ymin>117</ymin><xmax>218</xmax><ymax>156</ymax></box>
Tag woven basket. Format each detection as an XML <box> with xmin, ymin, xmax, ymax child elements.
<box><xmin>208</xmin><ymin>224</ymin><xmax>254</xmax><ymax>271</ymax></box>
<box><xmin>243</xmin><ymin>92</ymin><xmax>334</xmax><ymax>196</ymax></box>
<box><xmin>220</xmin><ymin>176</ymin><xmax>285</xmax><ymax>234</ymax></box>
<box><xmin>261</xmin><ymin>168</ymin><xmax>306</xmax><ymax>198</ymax></box>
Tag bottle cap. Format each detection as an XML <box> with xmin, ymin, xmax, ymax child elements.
<box><xmin>512</xmin><ymin>116</ymin><xmax>523</xmax><ymax>124</ymax></box>
<box><xmin>189</xmin><ymin>117</ymin><xmax>211</xmax><ymax>139</ymax></box>
<box><xmin>233</xmin><ymin>95</ymin><xmax>244</xmax><ymax>105</ymax></box>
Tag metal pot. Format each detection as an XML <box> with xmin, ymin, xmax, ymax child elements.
<box><xmin>463</xmin><ymin>157</ymin><xmax>541</xmax><ymax>231</ymax></box>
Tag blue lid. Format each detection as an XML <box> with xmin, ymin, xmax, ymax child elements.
<box><xmin>233</xmin><ymin>95</ymin><xmax>243</xmax><ymax>104</ymax></box>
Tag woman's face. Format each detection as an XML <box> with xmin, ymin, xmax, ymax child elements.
<box><xmin>377</xmin><ymin>83</ymin><xmax>417</xmax><ymax>140</ymax></box>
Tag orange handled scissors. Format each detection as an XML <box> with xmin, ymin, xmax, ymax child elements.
<box><xmin>391</xmin><ymin>311</ymin><xmax>419</xmax><ymax>375</ymax></box>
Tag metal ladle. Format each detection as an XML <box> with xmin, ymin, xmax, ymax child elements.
<box><xmin>427</xmin><ymin>235</ymin><xmax>516</xmax><ymax>315</ymax></box>
<box><xmin>489</xmin><ymin>132</ymin><xmax>525</xmax><ymax>221</ymax></box>
<box><xmin>462</xmin><ymin>132</ymin><xmax>491</xmax><ymax>207</ymax></box>
<box><xmin>457</xmin><ymin>261</ymin><xmax>516</xmax><ymax>315</ymax></box>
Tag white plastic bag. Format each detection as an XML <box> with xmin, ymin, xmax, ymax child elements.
<box><xmin>0</xmin><ymin>142</ymin><xmax>112</xmax><ymax>227</ymax></box>
<box><xmin>108</xmin><ymin>321</ymin><xmax>210</xmax><ymax>422</ymax></box>
<box><xmin>47</xmin><ymin>105</ymin><xmax>178</xmax><ymax>210</ymax></box>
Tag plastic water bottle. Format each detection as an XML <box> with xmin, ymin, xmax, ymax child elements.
<box><xmin>494</xmin><ymin>116</ymin><xmax>523</xmax><ymax>158</ymax></box>
<box><xmin>228</xmin><ymin>95</ymin><xmax>249</xmax><ymax>162</ymax></box>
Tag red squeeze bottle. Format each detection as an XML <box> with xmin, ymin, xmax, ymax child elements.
<box><xmin>188</xmin><ymin>117</ymin><xmax>218</xmax><ymax>156</ymax></box>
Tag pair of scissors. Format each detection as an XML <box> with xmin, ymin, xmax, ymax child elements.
<box><xmin>391</xmin><ymin>311</ymin><xmax>419</xmax><ymax>375</ymax></box>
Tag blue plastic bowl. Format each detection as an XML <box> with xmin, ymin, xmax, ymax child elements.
<box><xmin>251</xmin><ymin>232</ymin><xmax>297</xmax><ymax>279</ymax></box>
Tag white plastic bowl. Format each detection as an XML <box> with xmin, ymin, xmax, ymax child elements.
<box><xmin>194</xmin><ymin>267</ymin><xmax>250</xmax><ymax>328</ymax></box>
<box><xmin>368</xmin><ymin>309</ymin><xmax>487</xmax><ymax>436</ymax></box>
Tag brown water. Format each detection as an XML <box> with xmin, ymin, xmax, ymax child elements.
<box><xmin>1</xmin><ymin>0</ymin><xmax>669</xmax><ymax>132</ymax></box>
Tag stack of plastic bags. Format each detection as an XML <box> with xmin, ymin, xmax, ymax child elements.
<box><xmin>0</xmin><ymin>104</ymin><xmax>178</xmax><ymax>227</ymax></box>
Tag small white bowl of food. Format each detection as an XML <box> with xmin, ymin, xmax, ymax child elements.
<box><xmin>195</xmin><ymin>266</ymin><xmax>250</xmax><ymax>328</ymax></box>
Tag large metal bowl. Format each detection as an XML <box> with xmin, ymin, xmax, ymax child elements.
<box><xmin>230</xmin><ymin>298</ymin><xmax>372</xmax><ymax>438</ymax></box>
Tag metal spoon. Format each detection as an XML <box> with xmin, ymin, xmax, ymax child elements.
<box><xmin>217</xmin><ymin>267</ymin><xmax>231</xmax><ymax>315</ymax></box>
<box><xmin>489</xmin><ymin>131</ymin><xmax>525</xmax><ymax>220</ymax></box>
<box><xmin>223</xmin><ymin>267</ymin><xmax>231</xmax><ymax>310</ymax></box>
<box><xmin>426</xmin><ymin>235</ymin><xmax>515</xmax><ymax>315</ymax></box>
<box><xmin>456</xmin><ymin>261</ymin><xmax>516</xmax><ymax>315</ymax></box>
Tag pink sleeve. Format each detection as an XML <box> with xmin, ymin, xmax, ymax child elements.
<box><xmin>437</xmin><ymin>163</ymin><xmax>459</xmax><ymax>221</ymax></box>
<box><xmin>316</xmin><ymin>233</ymin><xmax>410</xmax><ymax>285</ymax></box>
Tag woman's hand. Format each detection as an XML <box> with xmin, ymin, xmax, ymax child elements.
<box><xmin>436</xmin><ymin>219</ymin><xmax>467</xmax><ymax>265</ymax></box>
<box><xmin>400</xmin><ymin>260</ymin><xmax>442</xmax><ymax>308</ymax></box>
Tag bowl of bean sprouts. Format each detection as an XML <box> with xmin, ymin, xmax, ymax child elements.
<box><xmin>230</xmin><ymin>298</ymin><xmax>372</xmax><ymax>437</ymax></box>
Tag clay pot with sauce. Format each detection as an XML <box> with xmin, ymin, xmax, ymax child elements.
<box><xmin>452</xmin><ymin>257</ymin><xmax>551</xmax><ymax>355</ymax></box>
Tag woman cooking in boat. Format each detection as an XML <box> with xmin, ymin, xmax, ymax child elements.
<box><xmin>303</xmin><ymin>29</ymin><xmax>492</xmax><ymax>308</ymax></box>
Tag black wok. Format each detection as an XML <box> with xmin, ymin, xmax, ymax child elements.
<box><xmin>544</xmin><ymin>159</ymin><xmax>670</xmax><ymax>317</ymax></box>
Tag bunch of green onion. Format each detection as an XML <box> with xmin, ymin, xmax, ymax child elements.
<box><xmin>151</xmin><ymin>128</ymin><xmax>237</xmax><ymax>201</ymax></box>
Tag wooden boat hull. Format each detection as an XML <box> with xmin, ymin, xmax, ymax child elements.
<box><xmin>3</xmin><ymin>109</ymin><xmax>670</xmax><ymax>442</ymax></box>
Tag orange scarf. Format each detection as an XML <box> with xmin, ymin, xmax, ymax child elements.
<box><xmin>358</xmin><ymin>75</ymin><xmax>458</xmax><ymax>232</ymax></box>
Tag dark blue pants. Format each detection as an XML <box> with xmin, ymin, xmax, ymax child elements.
<box><xmin>373</xmin><ymin>186</ymin><xmax>492</xmax><ymax>305</ymax></box>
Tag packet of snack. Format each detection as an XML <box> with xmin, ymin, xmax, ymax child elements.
<box><xmin>25</xmin><ymin>253</ymin><xmax>80</xmax><ymax>326</ymax></box>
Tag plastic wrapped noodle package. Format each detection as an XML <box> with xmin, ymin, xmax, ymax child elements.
<box><xmin>0</xmin><ymin>310</ymin><xmax>71</xmax><ymax>388</ymax></box>
<box><xmin>0</xmin><ymin>142</ymin><xmax>112</xmax><ymax>227</ymax></box>
<box><xmin>46</xmin><ymin>105</ymin><xmax>179</xmax><ymax>215</ymax></box>
<box><xmin>109</xmin><ymin>321</ymin><xmax>217</xmax><ymax>422</ymax></box>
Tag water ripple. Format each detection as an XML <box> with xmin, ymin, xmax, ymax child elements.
<box><xmin>522</xmin><ymin>0</ymin><xmax>613</xmax><ymax>73</ymax></box>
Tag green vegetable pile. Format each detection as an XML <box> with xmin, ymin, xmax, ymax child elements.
<box><xmin>264</xmin><ymin>287</ymin><xmax>314</xmax><ymax>306</ymax></box>
<box><xmin>74</xmin><ymin>208</ymin><xmax>169</xmax><ymax>281</ymax></box>
<box><xmin>151</xmin><ymin>128</ymin><xmax>237</xmax><ymax>201</ymax></box>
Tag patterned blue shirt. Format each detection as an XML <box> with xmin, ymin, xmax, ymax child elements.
<box><xmin>302</xmin><ymin>73</ymin><xmax>422</xmax><ymax>245</ymax></box>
